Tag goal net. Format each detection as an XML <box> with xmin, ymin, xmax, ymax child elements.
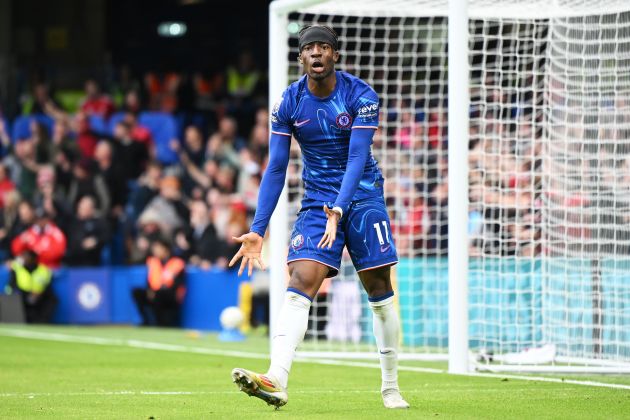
<box><xmin>268</xmin><ymin>0</ymin><xmax>630</xmax><ymax>372</ymax></box>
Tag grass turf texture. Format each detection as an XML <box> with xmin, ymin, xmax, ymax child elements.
<box><xmin>0</xmin><ymin>326</ymin><xmax>629</xmax><ymax>419</ymax></box>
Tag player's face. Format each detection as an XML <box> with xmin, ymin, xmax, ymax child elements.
<box><xmin>299</xmin><ymin>42</ymin><xmax>339</xmax><ymax>81</ymax></box>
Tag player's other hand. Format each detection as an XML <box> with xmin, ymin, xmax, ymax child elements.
<box><xmin>318</xmin><ymin>205</ymin><xmax>341</xmax><ymax>249</ymax></box>
<box><xmin>229</xmin><ymin>232</ymin><xmax>266</xmax><ymax>276</ymax></box>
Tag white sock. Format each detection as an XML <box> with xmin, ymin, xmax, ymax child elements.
<box><xmin>368</xmin><ymin>294</ymin><xmax>400</xmax><ymax>392</ymax></box>
<box><xmin>267</xmin><ymin>289</ymin><xmax>312</xmax><ymax>389</ymax></box>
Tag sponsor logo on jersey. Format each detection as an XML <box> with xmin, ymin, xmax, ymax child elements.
<box><xmin>335</xmin><ymin>112</ymin><xmax>352</xmax><ymax>129</ymax></box>
<box><xmin>291</xmin><ymin>234</ymin><xmax>304</xmax><ymax>250</ymax></box>
<box><xmin>357</xmin><ymin>102</ymin><xmax>378</xmax><ymax>120</ymax></box>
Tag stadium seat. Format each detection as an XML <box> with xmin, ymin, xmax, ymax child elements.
<box><xmin>11</xmin><ymin>114</ymin><xmax>55</xmax><ymax>142</ymax></box>
<box><xmin>138</xmin><ymin>112</ymin><xmax>180</xmax><ymax>164</ymax></box>
<box><xmin>88</xmin><ymin>115</ymin><xmax>109</xmax><ymax>136</ymax></box>
<box><xmin>107</xmin><ymin>111</ymin><xmax>127</xmax><ymax>134</ymax></box>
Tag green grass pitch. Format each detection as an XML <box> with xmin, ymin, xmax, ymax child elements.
<box><xmin>1</xmin><ymin>325</ymin><xmax>629</xmax><ymax>419</ymax></box>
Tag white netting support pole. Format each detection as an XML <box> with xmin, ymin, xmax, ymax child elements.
<box><xmin>268</xmin><ymin>2</ymin><xmax>290</xmax><ymax>346</ymax></box>
<box><xmin>448</xmin><ymin>0</ymin><xmax>470</xmax><ymax>374</ymax></box>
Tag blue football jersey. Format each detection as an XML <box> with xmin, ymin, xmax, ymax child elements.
<box><xmin>271</xmin><ymin>71</ymin><xmax>385</xmax><ymax>204</ymax></box>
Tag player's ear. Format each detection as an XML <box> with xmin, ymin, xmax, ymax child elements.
<box><xmin>298</xmin><ymin>53</ymin><xmax>303</xmax><ymax>64</ymax></box>
<box><xmin>333</xmin><ymin>50</ymin><xmax>340</xmax><ymax>62</ymax></box>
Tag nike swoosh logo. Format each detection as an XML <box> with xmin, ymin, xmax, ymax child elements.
<box><xmin>379</xmin><ymin>350</ymin><xmax>392</xmax><ymax>355</ymax></box>
<box><xmin>293</xmin><ymin>119</ymin><xmax>310</xmax><ymax>127</ymax></box>
<box><xmin>380</xmin><ymin>245</ymin><xmax>391</xmax><ymax>253</ymax></box>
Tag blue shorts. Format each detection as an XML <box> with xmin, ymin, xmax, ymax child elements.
<box><xmin>287</xmin><ymin>196</ymin><xmax>398</xmax><ymax>278</ymax></box>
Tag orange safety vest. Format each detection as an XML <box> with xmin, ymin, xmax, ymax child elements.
<box><xmin>147</xmin><ymin>256</ymin><xmax>186</xmax><ymax>291</ymax></box>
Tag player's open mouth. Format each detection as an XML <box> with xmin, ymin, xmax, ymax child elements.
<box><xmin>312</xmin><ymin>61</ymin><xmax>324</xmax><ymax>73</ymax></box>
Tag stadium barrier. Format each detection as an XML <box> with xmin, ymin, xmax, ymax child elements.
<box><xmin>0</xmin><ymin>266</ymin><xmax>241</xmax><ymax>331</ymax></box>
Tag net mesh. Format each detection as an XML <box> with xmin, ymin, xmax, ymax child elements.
<box><xmin>275</xmin><ymin>0</ymin><xmax>630</xmax><ymax>367</ymax></box>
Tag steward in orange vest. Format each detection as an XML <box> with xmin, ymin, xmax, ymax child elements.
<box><xmin>132</xmin><ymin>238</ymin><xmax>186</xmax><ymax>327</ymax></box>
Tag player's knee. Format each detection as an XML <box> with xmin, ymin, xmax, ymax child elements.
<box><xmin>288</xmin><ymin>269</ymin><xmax>315</xmax><ymax>296</ymax></box>
<box><xmin>361</xmin><ymin>267</ymin><xmax>392</xmax><ymax>298</ymax></box>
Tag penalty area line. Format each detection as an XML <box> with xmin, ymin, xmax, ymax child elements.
<box><xmin>1</xmin><ymin>328</ymin><xmax>629</xmax><ymax>391</ymax></box>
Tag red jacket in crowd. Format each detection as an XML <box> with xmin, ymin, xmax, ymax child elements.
<box><xmin>11</xmin><ymin>223</ymin><xmax>67</xmax><ymax>268</ymax></box>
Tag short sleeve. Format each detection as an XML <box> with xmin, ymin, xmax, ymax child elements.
<box><xmin>270</xmin><ymin>89</ymin><xmax>293</xmax><ymax>137</ymax></box>
<box><xmin>351</xmin><ymin>84</ymin><xmax>380</xmax><ymax>129</ymax></box>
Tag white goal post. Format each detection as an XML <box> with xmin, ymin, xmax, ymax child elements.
<box><xmin>268</xmin><ymin>0</ymin><xmax>630</xmax><ymax>373</ymax></box>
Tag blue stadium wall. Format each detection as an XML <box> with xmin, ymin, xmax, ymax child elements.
<box><xmin>0</xmin><ymin>267</ymin><xmax>241</xmax><ymax>331</ymax></box>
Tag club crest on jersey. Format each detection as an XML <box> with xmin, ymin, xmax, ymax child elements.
<box><xmin>291</xmin><ymin>234</ymin><xmax>304</xmax><ymax>250</ymax></box>
<box><xmin>335</xmin><ymin>112</ymin><xmax>352</xmax><ymax>129</ymax></box>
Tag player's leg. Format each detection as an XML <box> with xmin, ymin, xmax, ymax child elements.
<box><xmin>345</xmin><ymin>197</ymin><xmax>408</xmax><ymax>408</ymax></box>
<box><xmin>233</xmin><ymin>200</ymin><xmax>344</xmax><ymax>407</ymax></box>
<box><xmin>232</xmin><ymin>260</ymin><xmax>328</xmax><ymax>408</ymax></box>
<box><xmin>358</xmin><ymin>267</ymin><xmax>408</xmax><ymax>409</ymax></box>
<box><xmin>267</xmin><ymin>260</ymin><xmax>328</xmax><ymax>384</ymax></box>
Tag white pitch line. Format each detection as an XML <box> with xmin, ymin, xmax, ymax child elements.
<box><xmin>1</xmin><ymin>328</ymin><xmax>629</xmax><ymax>391</ymax></box>
<box><xmin>1</xmin><ymin>389</ymin><xmax>448</xmax><ymax>398</ymax></box>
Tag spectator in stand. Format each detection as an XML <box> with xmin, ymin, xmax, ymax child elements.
<box><xmin>5</xmin><ymin>200</ymin><xmax>36</xmax><ymax>245</ymax></box>
<box><xmin>193</xmin><ymin>70</ymin><xmax>224</xmax><ymax>125</ymax></box>
<box><xmin>0</xmin><ymin>118</ymin><xmax>11</xmax><ymax>157</ymax></box>
<box><xmin>23</xmin><ymin>82</ymin><xmax>64</xmax><ymax>117</ymax></box>
<box><xmin>52</xmin><ymin>148</ymin><xmax>75</xmax><ymax>197</ymax></box>
<box><xmin>51</xmin><ymin>117</ymin><xmax>79</xmax><ymax>164</ymax></box>
<box><xmin>111</xmin><ymin>121</ymin><xmax>149</xmax><ymax>181</ymax></box>
<box><xmin>123</xmin><ymin>111</ymin><xmax>155</xmax><ymax>156</ymax></box>
<box><xmin>137</xmin><ymin>175</ymin><xmax>188</xmax><ymax>237</ymax></box>
<box><xmin>127</xmin><ymin>161</ymin><xmax>162</xmax><ymax>223</ymax></box>
<box><xmin>226</xmin><ymin>51</ymin><xmax>260</xmax><ymax>99</ymax></box>
<box><xmin>144</xmin><ymin>72</ymin><xmax>181</xmax><ymax>113</ymax></box>
<box><xmin>180</xmin><ymin>155</ymin><xmax>219</xmax><ymax>195</ymax></box>
<box><xmin>32</xmin><ymin>165</ymin><xmax>71</xmax><ymax>232</ymax></box>
<box><xmin>174</xmin><ymin>199</ymin><xmax>225</xmax><ymax>269</ymax></box>
<box><xmin>225</xmin><ymin>50</ymin><xmax>263</xmax><ymax>130</ymax></box>
<box><xmin>10</xmin><ymin>138</ymin><xmax>38</xmax><ymax>201</ymax></box>
<box><xmin>80</xmin><ymin>79</ymin><xmax>115</xmax><ymax>119</ymax></box>
<box><xmin>248</xmin><ymin>108</ymin><xmax>269</xmax><ymax>165</ymax></box>
<box><xmin>221</xmin><ymin>202</ymin><xmax>250</xmax><ymax>268</ymax></box>
<box><xmin>94</xmin><ymin>141</ymin><xmax>127</xmax><ymax>220</ymax></box>
<box><xmin>394</xmin><ymin>110</ymin><xmax>424</xmax><ymax>150</ymax></box>
<box><xmin>6</xmin><ymin>249</ymin><xmax>57</xmax><ymax>323</ymax></box>
<box><xmin>65</xmin><ymin>195</ymin><xmax>108</xmax><ymax>266</ymax></box>
<box><xmin>67</xmin><ymin>158</ymin><xmax>111</xmax><ymax>217</ymax></box>
<box><xmin>206</xmin><ymin>116</ymin><xmax>246</xmax><ymax>169</ymax></box>
<box><xmin>0</xmin><ymin>163</ymin><xmax>16</xmax><ymax>208</ymax></box>
<box><xmin>11</xmin><ymin>206</ymin><xmax>66</xmax><ymax>268</ymax></box>
<box><xmin>182</xmin><ymin>126</ymin><xmax>206</xmax><ymax>168</ymax></box>
<box><xmin>72</xmin><ymin>111</ymin><xmax>98</xmax><ymax>159</ymax></box>
<box><xmin>0</xmin><ymin>190</ymin><xmax>21</xmax><ymax>258</ymax></box>
<box><xmin>132</xmin><ymin>237</ymin><xmax>186</xmax><ymax>326</ymax></box>
<box><xmin>129</xmin><ymin>208</ymin><xmax>166</xmax><ymax>264</ymax></box>
<box><xmin>236</xmin><ymin>148</ymin><xmax>260</xmax><ymax>211</ymax></box>
<box><xmin>30</xmin><ymin>120</ymin><xmax>54</xmax><ymax>164</ymax></box>
<box><xmin>122</xmin><ymin>90</ymin><xmax>143</xmax><ymax>114</ymax></box>
<box><xmin>177</xmin><ymin>125</ymin><xmax>207</xmax><ymax>199</ymax></box>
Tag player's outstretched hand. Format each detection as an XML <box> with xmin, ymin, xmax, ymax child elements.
<box><xmin>318</xmin><ymin>205</ymin><xmax>341</xmax><ymax>249</ymax></box>
<box><xmin>229</xmin><ymin>232</ymin><xmax>266</xmax><ymax>276</ymax></box>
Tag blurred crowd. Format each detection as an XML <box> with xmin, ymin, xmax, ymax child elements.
<box><xmin>371</xmin><ymin>73</ymin><xmax>545</xmax><ymax>258</ymax></box>
<box><xmin>0</xmin><ymin>51</ymin><xmax>268</xmax><ymax>269</ymax></box>
<box><xmin>0</xmin><ymin>57</ymin><xmax>555</xmax><ymax>271</ymax></box>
